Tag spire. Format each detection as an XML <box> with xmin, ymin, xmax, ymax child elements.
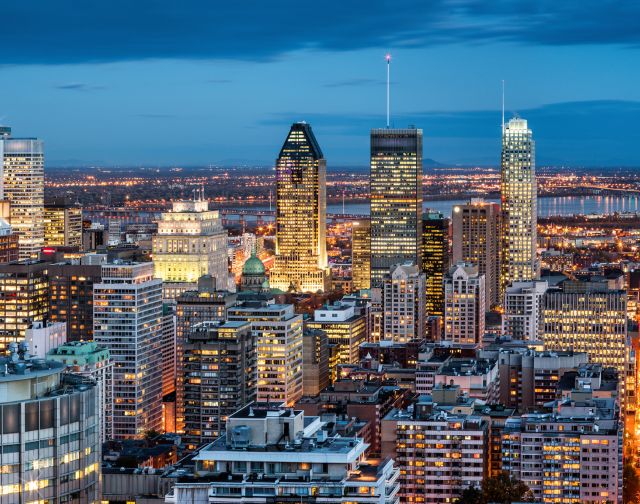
<box><xmin>501</xmin><ymin>79</ymin><xmax>505</xmax><ymax>134</ymax></box>
<box><xmin>386</xmin><ymin>53</ymin><xmax>391</xmax><ymax>128</ymax></box>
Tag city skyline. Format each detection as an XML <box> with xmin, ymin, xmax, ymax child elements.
<box><xmin>2</xmin><ymin>2</ymin><xmax>639</xmax><ymax>167</ymax></box>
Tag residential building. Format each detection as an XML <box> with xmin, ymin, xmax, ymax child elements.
<box><xmin>502</xmin><ymin>280</ymin><xmax>548</xmax><ymax>341</ymax></box>
<box><xmin>382</xmin><ymin>262</ymin><xmax>426</xmax><ymax>342</ymax></box>
<box><xmin>302</xmin><ymin>328</ymin><xmax>330</xmax><ymax>396</ymax></box>
<box><xmin>444</xmin><ymin>262</ymin><xmax>486</xmax><ymax>346</ymax></box>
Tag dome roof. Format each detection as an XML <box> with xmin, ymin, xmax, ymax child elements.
<box><xmin>242</xmin><ymin>254</ymin><xmax>265</xmax><ymax>276</ymax></box>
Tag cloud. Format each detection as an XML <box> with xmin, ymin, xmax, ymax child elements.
<box><xmin>3</xmin><ymin>1</ymin><xmax>639</xmax><ymax>65</ymax></box>
<box><xmin>54</xmin><ymin>82</ymin><xmax>106</xmax><ymax>91</ymax></box>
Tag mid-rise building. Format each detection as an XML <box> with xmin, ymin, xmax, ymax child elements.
<box><xmin>166</xmin><ymin>403</ymin><xmax>400</xmax><ymax>504</ymax></box>
<box><xmin>0</xmin><ymin>348</ymin><xmax>100</xmax><ymax>502</ymax></box>
<box><xmin>0</xmin><ymin>217</ymin><xmax>19</xmax><ymax>263</ymax></box>
<box><xmin>0</xmin><ymin>128</ymin><xmax>45</xmax><ymax>259</ymax></box>
<box><xmin>306</xmin><ymin>302</ymin><xmax>366</xmax><ymax>379</ymax></box>
<box><xmin>181</xmin><ymin>321</ymin><xmax>256</xmax><ymax>450</ymax></box>
<box><xmin>382</xmin><ymin>262</ymin><xmax>426</xmax><ymax>342</ymax></box>
<box><xmin>44</xmin><ymin>197</ymin><xmax>82</xmax><ymax>248</ymax></box>
<box><xmin>501</xmin><ymin>117</ymin><xmax>537</xmax><ymax>294</ymax></box>
<box><xmin>302</xmin><ymin>328</ymin><xmax>330</xmax><ymax>396</ymax></box>
<box><xmin>444</xmin><ymin>262</ymin><xmax>486</xmax><ymax>346</ymax></box>
<box><xmin>152</xmin><ymin>194</ymin><xmax>228</xmax><ymax>299</ymax></box>
<box><xmin>93</xmin><ymin>262</ymin><xmax>163</xmax><ymax>439</ymax></box>
<box><xmin>351</xmin><ymin>218</ymin><xmax>371</xmax><ymax>291</ymax></box>
<box><xmin>452</xmin><ymin>199</ymin><xmax>500</xmax><ymax>308</ymax></box>
<box><xmin>0</xmin><ymin>260</ymin><xmax>49</xmax><ymax>348</ymax></box>
<box><xmin>543</xmin><ymin>277</ymin><xmax>627</xmax><ymax>374</ymax></box>
<box><xmin>502</xmin><ymin>280</ymin><xmax>548</xmax><ymax>341</ymax></box>
<box><xmin>25</xmin><ymin>320</ymin><xmax>66</xmax><ymax>358</ymax></box>
<box><xmin>227</xmin><ymin>303</ymin><xmax>304</xmax><ymax>405</ymax></box>
<box><xmin>370</xmin><ymin>128</ymin><xmax>423</xmax><ymax>287</ymax></box>
<box><xmin>422</xmin><ymin>211</ymin><xmax>449</xmax><ymax>320</ymax></box>
<box><xmin>269</xmin><ymin>122</ymin><xmax>329</xmax><ymax>292</ymax></box>
<box><xmin>47</xmin><ymin>339</ymin><xmax>113</xmax><ymax>442</ymax></box>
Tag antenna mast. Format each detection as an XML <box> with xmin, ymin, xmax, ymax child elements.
<box><xmin>386</xmin><ymin>54</ymin><xmax>391</xmax><ymax>128</ymax></box>
<box><xmin>501</xmin><ymin>79</ymin><xmax>505</xmax><ymax>133</ymax></box>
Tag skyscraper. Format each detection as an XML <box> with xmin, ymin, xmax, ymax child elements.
<box><xmin>351</xmin><ymin>218</ymin><xmax>371</xmax><ymax>291</ymax></box>
<box><xmin>501</xmin><ymin>117</ymin><xmax>537</xmax><ymax>295</ymax></box>
<box><xmin>452</xmin><ymin>199</ymin><xmax>500</xmax><ymax>308</ymax></box>
<box><xmin>93</xmin><ymin>262</ymin><xmax>163</xmax><ymax>439</ymax></box>
<box><xmin>152</xmin><ymin>193</ymin><xmax>229</xmax><ymax>300</ymax></box>
<box><xmin>269</xmin><ymin>122</ymin><xmax>329</xmax><ymax>293</ymax></box>
<box><xmin>0</xmin><ymin>127</ymin><xmax>45</xmax><ymax>259</ymax></box>
<box><xmin>370</xmin><ymin>128</ymin><xmax>423</xmax><ymax>287</ymax></box>
<box><xmin>422</xmin><ymin>212</ymin><xmax>449</xmax><ymax>319</ymax></box>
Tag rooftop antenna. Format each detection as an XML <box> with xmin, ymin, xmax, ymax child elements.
<box><xmin>386</xmin><ymin>53</ymin><xmax>391</xmax><ymax>128</ymax></box>
<box><xmin>501</xmin><ymin>79</ymin><xmax>505</xmax><ymax>133</ymax></box>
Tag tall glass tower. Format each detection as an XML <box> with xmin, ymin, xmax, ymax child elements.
<box><xmin>269</xmin><ymin>122</ymin><xmax>329</xmax><ymax>292</ymax></box>
<box><xmin>500</xmin><ymin>117</ymin><xmax>537</xmax><ymax>296</ymax></box>
<box><xmin>370</xmin><ymin>128</ymin><xmax>423</xmax><ymax>287</ymax></box>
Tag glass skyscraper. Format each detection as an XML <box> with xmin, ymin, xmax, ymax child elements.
<box><xmin>270</xmin><ymin>122</ymin><xmax>329</xmax><ymax>293</ymax></box>
<box><xmin>500</xmin><ymin>117</ymin><xmax>537</xmax><ymax>296</ymax></box>
<box><xmin>370</xmin><ymin>128</ymin><xmax>423</xmax><ymax>287</ymax></box>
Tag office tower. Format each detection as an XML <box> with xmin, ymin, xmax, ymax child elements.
<box><xmin>302</xmin><ymin>328</ymin><xmax>330</xmax><ymax>396</ymax></box>
<box><xmin>452</xmin><ymin>199</ymin><xmax>500</xmax><ymax>308</ymax></box>
<box><xmin>543</xmin><ymin>277</ymin><xmax>627</xmax><ymax>374</ymax></box>
<box><xmin>47</xmin><ymin>340</ymin><xmax>114</xmax><ymax>442</ymax></box>
<box><xmin>382</xmin><ymin>262</ymin><xmax>426</xmax><ymax>342</ymax></box>
<box><xmin>382</xmin><ymin>389</ymin><xmax>488</xmax><ymax>503</ymax></box>
<box><xmin>422</xmin><ymin>211</ymin><xmax>449</xmax><ymax>319</ymax></box>
<box><xmin>0</xmin><ymin>260</ymin><xmax>48</xmax><ymax>348</ymax></box>
<box><xmin>167</xmin><ymin>403</ymin><xmax>399</xmax><ymax>504</ymax></box>
<box><xmin>370</xmin><ymin>128</ymin><xmax>423</xmax><ymax>287</ymax></box>
<box><xmin>161</xmin><ymin>304</ymin><xmax>176</xmax><ymax>398</ymax></box>
<box><xmin>0</xmin><ymin>128</ymin><xmax>45</xmax><ymax>259</ymax></box>
<box><xmin>306</xmin><ymin>303</ymin><xmax>366</xmax><ymax>380</ymax></box>
<box><xmin>501</xmin><ymin>117</ymin><xmax>537</xmax><ymax>294</ymax></box>
<box><xmin>152</xmin><ymin>193</ymin><xmax>228</xmax><ymax>299</ymax></box>
<box><xmin>48</xmin><ymin>260</ymin><xmax>103</xmax><ymax>341</ymax></box>
<box><xmin>175</xmin><ymin>277</ymin><xmax>237</xmax><ymax>433</ymax></box>
<box><xmin>93</xmin><ymin>262</ymin><xmax>163</xmax><ymax>439</ymax></box>
<box><xmin>0</xmin><ymin>218</ymin><xmax>19</xmax><ymax>263</ymax></box>
<box><xmin>502</xmin><ymin>280</ymin><xmax>548</xmax><ymax>341</ymax></box>
<box><xmin>351</xmin><ymin>218</ymin><xmax>371</xmax><ymax>291</ymax></box>
<box><xmin>0</xmin><ymin>348</ymin><xmax>100</xmax><ymax>502</ymax></box>
<box><xmin>44</xmin><ymin>197</ymin><xmax>82</xmax><ymax>249</ymax></box>
<box><xmin>269</xmin><ymin>122</ymin><xmax>329</xmax><ymax>293</ymax></box>
<box><xmin>227</xmin><ymin>303</ymin><xmax>303</xmax><ymax>405</ymax></box>
<box><xmin>444</xmin><ymin>262</ymin><xmax>486</xmax><ymax>346</ymax></box>
<box><xmin>181</xmin><ymin>321</ymin><xmax>256</xmax><ymax>450</ymax></box>
<box><xmin>503</xmin><ymin>389</ymin><xmax>621</xmax><ymax>503</ymax></box>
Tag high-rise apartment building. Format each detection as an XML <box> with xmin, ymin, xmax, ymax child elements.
<box><xmin>351</xmin><ymin>218</ymin><xmax>371</xmax><ymax>291</ymax></box>
<box><xmin>44</xmin><ymin>197</ymin><xmax>82</xmax><ymax>249</ymax></box>
<box><xmin>93</xmin><ymin>262</ymin><xmax>163</xmax><ymax>439</ymax></box>
<box><xmin>370</xmin><ymin>128</ymin><xmax>423</xmax><ymax>287</ymax></box>
<box><xmin>227</xmin><ymin>303</ymin><xmax>304</xmax><ymax>405</ymax></box>
<box><xmin>382</xmin><ymin>262</ymin><xmax>426</xmax><ymax>342</ymax></box>
<box><xmin>444</xmin><ymin>262</ymin><xmax>486</xmax><ymax>346</ymax></box>
<box><xmin>152</xmin><ymin>194</ymin><xmax>228</xmax><ymax>299</ymax></box>
<box><xmin>452</xmin><ymin>199</ymin><xmax>500</xmax><ymax>308</ymax></box>
<box><xmin>181</xmin><ymin>321</ymin><xmax>256</xmax><ymax>450</ymax></box>
<box><xmin>270</xmin><ymin>122</ymin><xmax>329</xmax><ymax>293</ymax></box>
<box><xmin>501</xmin><ymin>117</ymin><xmax>537</xmax><ymax>294</ymax></box>
<box><xmin>0</xmin><ymin>128</ymin><xmax>45</xmax><ymax>259</ymax></box>
<box><xmin>0</xmin><ymin>260</ymin><xmax>49</xmax><ymax>348</ymax></box>
<box><xmin>543</xmin><ymin>277</ymin><xmax>627</xmax><ymax>374</ymax></box>
<box><xmin>502</xmin><ymin>280</ymin><xmax>548</xmax><ymax>341</ymax></box>
<box><xmin>422</xmin><ymin>211</ymin><xmax>449</xmax><ymax>319</ymax></box>
<box><xmin>0</xmin><ymin>350</ymin><xmax>101</xmax><ymax>502</ymax></box>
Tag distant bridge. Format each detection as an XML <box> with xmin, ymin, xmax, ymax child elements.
<box><xmin>219</xmin><ymin>209</ymin><xmax>369</xmax><ymax>228</ymax></box>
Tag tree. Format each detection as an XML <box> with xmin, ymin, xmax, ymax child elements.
<box><xmin>455</xmin><ymin>473</ymin><xmax>534</xmax><ymax>504</ymax></box>
<box><xmin>623</xmin><ymin>463</ymin><xmax>640</xmax><ymax>504</ymax></box>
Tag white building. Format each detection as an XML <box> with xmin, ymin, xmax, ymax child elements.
<box><xmin>383</xmin><ymin>262</ymin><xmax>426</xmax><ymax>342</ymax></box>
<box><xmin>25</xmin><ymin>320</ymin><xmax>66</xmax><ymax>358</ymax></box>
<box><xmin>165</xmin><ymin>403</ymin><xmax>400</xmax><ymax>504</ymax></box>
<box><xmin>227</xmin><ymin>304</ymin><xmax>303</xmax><ymax>405</ymax></box>
<box><xmin>0</xmin><ymin>128</ymin><xmax>45</xmax><ymax>260</ymax></box>
<box><xmin>502</xmin><ymin>280</ymin><xmax>548</xmax><ymax>341</ymax></box>
<box><xmin>94</xmin><ymin>262</ymin><xmax>164</xmax><ymax>439</ymax></box>
<box><xmin>152</xmin><ymin>194</ymin><xmax>228</xmax><ymax>300</ymax></box>
<box><xmin>444</xmin><ymin>262</ymin><xmax>486</xmax><ymax>346</ymax></box>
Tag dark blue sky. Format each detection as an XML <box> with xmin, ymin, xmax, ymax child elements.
<box><xmin>2</xmin><ymin>1</ymin><xmax>638</xmax><ymax>167</ymax></box>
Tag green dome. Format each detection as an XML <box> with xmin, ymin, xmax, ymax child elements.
<box><xmin>242</xmin><ymin>254</ymin><xmax>265</xmax><ymax>276</ymax></box>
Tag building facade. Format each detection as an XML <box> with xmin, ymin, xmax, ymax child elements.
<box><xmin>352</xmin><ymin>218</ymin><xmax>371</xmax><ymax>291</ymax></box>
<box><xmin>370</xmin><ymin>128</ymin><xmax>423</xmax><ymax>287</ymax></box>
<box><xmin>269</xmin><ymin>122</ymin><xmax>329</xmax><ymax>293</ymax></box>
<box><xmin>382</xmin><ymin>263</ymin><xmax>426</xmax><ymax>342</ymax></box>
<box><xmin>302</xmin><ymin>328</ymin><xmax>330</xmax><ymax>396</ymax></box>
<box><xmin>502</xmin><ymin>280</ymin><xmax>548</xmax><ymax>341</ymax></box>
<box><xmin>422</xmin><ymin>212</ymin><xmax>449</xmax><ymax>320</ymax></box>
<box><xmin>443</xmin><ymin>262</ymin><xmax>486</xmax><ymax>346</ymax></box>
<box><xmin>44</xmin><ymin>198</ymin><xmax>82</xmax><ymax>249</ymax></box>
